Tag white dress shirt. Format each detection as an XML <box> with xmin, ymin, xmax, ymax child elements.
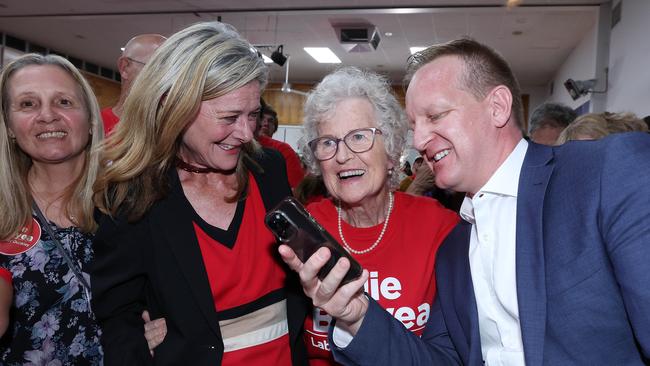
<box><xmin>334</xmin><ymin>139</ymin><xmax>529</xmax><ymax>363</ymax></box>
<box><xmin>459</xmin><ymin>138</ymin><xmax>528</xmax><ymax>366</ymax></box>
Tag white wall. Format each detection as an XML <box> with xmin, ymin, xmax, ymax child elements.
<box><xmin>546</xmin><ymin>23</ymin><xmax>598</xmax><ymax>109</ymax></box>
<box><xmin>523</xmin><ymin>85</ymin><xmax>549</xmax><ymax>121</ymax></box>
<box><xmin>274</xmin><ymin>125</ymin><xmax>305</xmax><ymax>153</ymax></box>
<box><xmin>605</xmin><ymin>0</ymin><xmax>650</xmax><ymax>117</ymax></box>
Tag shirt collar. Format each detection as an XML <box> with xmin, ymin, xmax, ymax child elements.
<box><xmin>459</xmin><ymin>138</ymin><xmax>528</xmax><ymax>223</ymax></box>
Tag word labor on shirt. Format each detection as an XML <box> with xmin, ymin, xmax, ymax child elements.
<box><xmin>309</xmin><ymin>270</ymin><xmax>431</xmax><ymax>351</ymax></box>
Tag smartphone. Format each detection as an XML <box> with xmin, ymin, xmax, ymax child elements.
<box><xmin>265</xmin><ymin>197</ymin><xmax>363</xmax><ymax>286</ymax></box>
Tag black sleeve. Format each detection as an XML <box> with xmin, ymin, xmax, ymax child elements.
<box><xmin>251</xmin><ymin>148</ymin><xmax>293</xmax><ymax>210</ymax></box>
<box><xmin>90</xmin><ymin>213</ymin><xmax>154</xmax><ymax>365</ymax></box>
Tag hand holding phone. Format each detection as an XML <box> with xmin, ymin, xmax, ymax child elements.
<box><xmin>265</xmin><ymin>197</ymin><xmax>363</xmax><ymax>286</ymax></box>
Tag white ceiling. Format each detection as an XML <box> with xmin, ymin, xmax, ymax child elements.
<box><xmin>0</xmin><ymin>0</ymin><xmax>606</xmax><ymax>86</ymax></box>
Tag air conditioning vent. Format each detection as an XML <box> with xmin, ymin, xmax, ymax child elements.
<box><xmin>334</xmin><ymin>24</ymin><xmax>380</xmax><ymax>53</ymax></box>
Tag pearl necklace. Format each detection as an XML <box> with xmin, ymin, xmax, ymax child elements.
<box><xmin>337</xmin><ymin>192</ymin><xmax>394</xmax><ymax>255</ymax></box>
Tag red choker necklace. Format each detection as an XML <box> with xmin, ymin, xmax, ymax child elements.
<box><xmin>176</xmin><ymin>159</ymin><xmax>217</xmax><ymax>174</ymax></box>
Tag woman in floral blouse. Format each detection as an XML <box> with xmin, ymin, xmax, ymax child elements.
<box><xmin>0</xmin><ymin>54</ymin><xmax>104</xmax><ymax>365</ymax></box>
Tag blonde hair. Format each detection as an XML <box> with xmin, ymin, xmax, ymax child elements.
<box><xmin>556</xmin><ymin>112</ymin><xmax>648</xmax><ymax>144</ymax></box>
<box><xmin>0</xmin><ymin>54</ymin><xmax>103</xmax><ymax>238</ymax></box>
<box><xmin>94</xmin><ymin>21</ymin><xmax>268</xmax><ymax>220</ymax></box>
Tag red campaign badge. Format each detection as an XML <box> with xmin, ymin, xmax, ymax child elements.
<box><xmin>0</xmin><ymin>218</ymin><xmax>41</xmax><ymax>255</ymax></box>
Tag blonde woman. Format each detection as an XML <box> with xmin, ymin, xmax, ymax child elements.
<box><xmin>556</xmin><ymin>111</ymin><xmax>648</xmax><ymax>143</ymax></box>
<box><xmin>91</xmin><ymin>22</ymin><xmax>308</xmax><ymax>365</ymax></box>
<box><xmin>0</xmin><ymin>54</ymin><xmax>103</xmax><ymax>364</ymax></box>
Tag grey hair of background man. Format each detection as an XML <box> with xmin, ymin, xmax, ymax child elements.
<box><xmin>301</xmin><ymin>66</ymin><xmax>408</xmax><ymax>189</ymax></box>
<box><xmin>528</xmin><ymin>102</ymin><xmax>577</xmax><ymax>135</ymax></box>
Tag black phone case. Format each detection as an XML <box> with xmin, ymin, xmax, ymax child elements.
<box><xmin>265</xmin><ymin>197</ymin><xmax>363</xmax><ymax>286</ymax></box>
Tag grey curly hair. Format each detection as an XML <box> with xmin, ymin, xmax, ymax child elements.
<box><xmin>301</xmin><ymin>67</ymin><xmax>408</xmax><ymax>188</ymax></box>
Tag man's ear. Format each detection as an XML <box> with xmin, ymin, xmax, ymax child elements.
<box><xmin>117</xmin><ymin>56</ymin><xmax>130</xmax><ymax>81</ymax></box>
<box><xmin>487</xmin><ymin>85</ymin><xmax>513</xmax><ymax>128</ymax></box>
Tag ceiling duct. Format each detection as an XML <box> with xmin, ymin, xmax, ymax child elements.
<box><xmin>334</xmin><ymin>24</ymin><xmax>380</xmax><ymax>53</ymax></box>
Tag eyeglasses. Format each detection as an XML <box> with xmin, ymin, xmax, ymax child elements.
<box><xmin>127</xmin><ymin>57</ymin><xmax>146</xmax><ymax>66</ymax></box>
<box><xmin>308</xmin><ymin>128</ymin><xmax>383</xmax><ymax>161</ymax></box>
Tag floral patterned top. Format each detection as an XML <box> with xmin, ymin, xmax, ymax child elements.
<box><xmin>0</xmin><ymin>215</ymin><xmax>103</xmax><ymax>365</ymax></box>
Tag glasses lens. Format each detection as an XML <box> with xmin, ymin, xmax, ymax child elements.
<box><xmin>311</xmin><ymin>137</ymin><xmax>337</xmax><ymax>160</ymax></box>
<box><xmin>344</xmin><ymin>129</ymin><xmax>375</xmax><ymax>153</ymax></box>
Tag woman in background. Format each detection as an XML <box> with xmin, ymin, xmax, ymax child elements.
<box><xmin>556</xmin><ymin>111</ymin><xmax>648</xmax><ymax>143</ymax></box>
<box><xmin>0</xmin><ymin>54</ymin><xmax>104</xmax><ymax>364</ymax></box>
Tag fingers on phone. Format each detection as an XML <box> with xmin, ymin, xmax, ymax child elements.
<box><xmin>293</xmin><ymin>247</ymin><xmax>330</xmax><ymax>294</ymax></box>
<box><xmin>340</xmin><ymin>269</ymin><xmax>369</xmax><ymax>297</ymax></box>
<box><xmin>329</xmin><ymin>269</ymin><xmax>369</xmax><ymax>312</ymax></box>
<box><xmin>301</xmin><ymin>247</ymin><xmax>331</xmax><ymax>279</ymax></box>
<box><xmin>278</xmin><ymin>244</ymin><xmax>303</xmax><ymax>270</ymax></box>
<box><xmin>313</xmin><ymin>257</ymin><xmax>353</xmax><ymax>305</ymax></box>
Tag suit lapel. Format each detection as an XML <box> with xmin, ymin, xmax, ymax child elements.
<box><xmin>516</xmin><ymin>143</ymin><xmax>553</xmax><ymax>366</ymax></box>
<box><xmin>438</xmin><ymin>220</ymin><xmax>482</xmax><ymax>363</ymax></box>
<box><xmin>154</xmin><ymin>170</ymin><xmax>222</xmax><ymax>337</ymax></box>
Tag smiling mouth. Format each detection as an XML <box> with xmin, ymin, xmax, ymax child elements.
<box><xmin>433</xmin><ymin>149</ymin><xmax>450</xmax><ymax>162</ymax></box>
<box><xmin>36</xmin><ymin>131</ymin><xmax>67</xmax><ymax>139</ymax></box>
<box><xmin>218</xmin><ymin>143</ymin><xmax>239</xmax><ymax>151</ymax></box>
<box><xmin>337</xmin><ymin>169</ymin><xmax>365</xmax><ymax>179</ymax></box>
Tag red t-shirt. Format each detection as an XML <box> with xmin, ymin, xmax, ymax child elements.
<box><xmin>194</xmin><ymin>175</ymin><xmax>292</xmax><ymax>366</ymax></box>
<box><xmin>258</xmin><ymin>136</ymin><xmax>305</xmax><ymax>189</ymax></box>
<box><xmin>303</xmin><ymin>192</ymin><xmax>459</xmax><ymax>365</ymax></box>
<box><xmin>100</xmin><ymin>107</ymin><xmax>120</xmax><ymax>135</ymax></box>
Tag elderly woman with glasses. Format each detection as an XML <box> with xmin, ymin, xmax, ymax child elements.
<box><xmin>281</xmin><ymin>67</ymin><xmax>458</xmax><ymax>365</ymax></box>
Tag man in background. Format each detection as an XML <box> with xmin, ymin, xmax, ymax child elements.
<box><xmin>528</xmin><ymin>102</ymin><xmax>576</xmax><ymax>145</ymax></box>
<box><xmin>256</xmin><ymin>99</ymin><xmax>305</xmax><ymax>189</ymax></box>
<box><xmin>258</xmin><ymin>102</ymin><xmax>279</xmax><ymax>138</ymax></box>
<box><xmin>101</xmin><ymin>33</ymin><xmax>166</xmax><ymax>134</ymax></box>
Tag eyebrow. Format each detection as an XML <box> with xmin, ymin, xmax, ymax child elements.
<box><xmin>207</xmin><ymin>106</ymin><xmax>261</xmax><ymax>114</ymax></box>
<box><xmin>13</xmin><ymin>90</ymin><xmax>78</xmax><ymax>98</ymax></box>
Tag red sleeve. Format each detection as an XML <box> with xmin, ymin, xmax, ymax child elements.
<box><xmin>100</xmin><ymin>107</ymin><xmax>120</xmax><ymax>135</ymax></box>
<box><xmin>283</xmin><ymin>149</ymin><xmax>305</xmax><ymax>189</ymax></box>
<box><xmin>0</xmin><ymin>268</ymin><xmax>11</xmax><ymax>286</ymax></box>
<box><xmin>403</xmin><ymin>192</ymin><xmax>459</xmax><ymax>245</ymax></box>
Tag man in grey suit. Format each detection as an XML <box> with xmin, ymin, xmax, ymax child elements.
<box><xmin>280</xmin><ymin>38</ymin><xmax>650</xmax><ymax>365</ymax></box>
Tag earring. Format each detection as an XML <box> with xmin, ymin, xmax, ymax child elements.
<box><xmin>387</xmin><ymin>167</ymin><xmax>394</xmax><ymax>176</ymax></box>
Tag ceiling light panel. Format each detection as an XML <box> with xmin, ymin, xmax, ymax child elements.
<box><xmin>409</xmin><ymin>47</ymin><xmax>427</xmax><ymax>55</ymax></box>
<box><xmin>304</xmin><ymin>47</ymin><xmax>341</xmax><ymax>63</ymax></box>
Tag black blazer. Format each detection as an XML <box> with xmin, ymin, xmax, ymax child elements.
<box><xmin>91</xmin><ymin>149</ymin><xmax>309</xmax><ymax>365</ymax></box>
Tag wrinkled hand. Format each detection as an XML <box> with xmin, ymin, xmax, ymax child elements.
<box><xmin>142</xmin><ymin>310</ymin><xmax>167</xmax><ymax>356</ymax></box>
<box><xmin>279</xmin><ymin>245</ymin><xmax>369</xmax><ymax>335</ymax></box>
<box><xmin>406</xmin><ymin>163</ymin><xmax>436</xmax><ymax>196</ymax></box>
